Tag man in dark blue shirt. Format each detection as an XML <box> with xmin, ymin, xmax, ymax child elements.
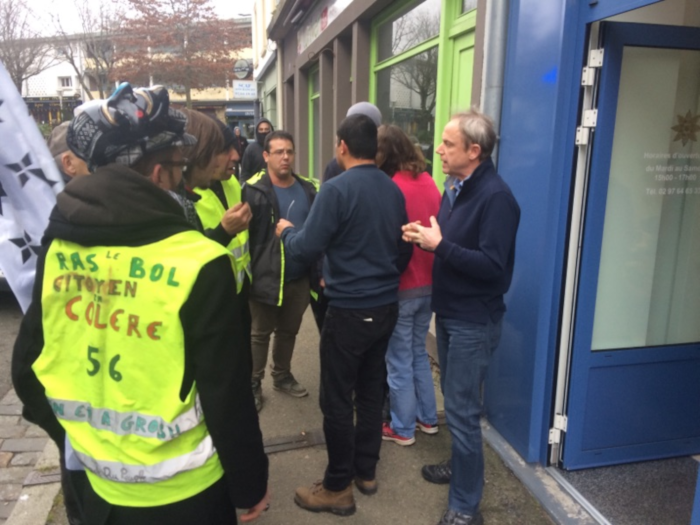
<box><xmin>403</xmin><ymin>109</ymin><xmax>520</xmax><ymax>525</ymax></box>
<box><xmin>277</xmin><ymin>114</ymin><xmax>412</xmax><ymax>516</ymax></box>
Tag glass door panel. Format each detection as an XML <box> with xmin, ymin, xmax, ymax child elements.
<box><xmin>562</xmin><ymin>22</ymin><xmax>700</xmax><ymax>470</ymax></box>
<box><xmin>591</xmin><ymin>47</ymin><xmax>700</xmax><ymax>350</ymax></box>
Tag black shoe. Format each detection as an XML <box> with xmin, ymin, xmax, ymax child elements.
<box><xmin>437</xmin><ymin>509</ymin><xmax>483</xmax><ymax>525</ymax></box>
<box><xmin>422</xmin><ymin>459</ymin><xmax>451</xmax><ymax>484</ymax></box>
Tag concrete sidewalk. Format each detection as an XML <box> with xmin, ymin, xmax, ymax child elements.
<box><xmin>5</xmin><ymin>311</ymin><xmax>592</xmax><ymax>524</ymax></box>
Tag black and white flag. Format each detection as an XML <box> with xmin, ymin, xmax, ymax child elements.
<box><xmin>0</xmin><ymin>61</ymin><xmax>64</xmax><ymax>312</ymax></box>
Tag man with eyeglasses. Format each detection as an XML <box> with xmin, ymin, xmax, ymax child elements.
<box><xmin>242</xmin><ymin>130</ymin><xmax>319</xmax><ymax>412</ymax></box>
<box><xmin>12</xmin><ymin>84</ymin><xmax>269</xmax><ymax>525</ymax></box>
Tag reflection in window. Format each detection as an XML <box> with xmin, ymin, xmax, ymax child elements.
<box><xmin>376</xmin><ymin>48</ymin><xmax>438</xmax><ymax>149</ymax></box>
<box><xmin>376</xmin><ymin>0</ymin><xmax>441</xmax><ymax>63</ymax></box>
<box><xmin>462</xmin><ymin>0</ymin><xmax>477</xmax><ymax>13</ymax></box>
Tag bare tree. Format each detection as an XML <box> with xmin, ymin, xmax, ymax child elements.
<box><xmin>390</xmin><ymin>13</ymin><xmax>440</xmax><ymax>138</ymax></box>
<box><xmin>53</xmin><ymin>0</ymin><xmax>123</xmax><ymax>100</ymax></box>
<box><xmin>0</xmin><ymin>0</ymin><xmax>57</xmax><ymax>93</ymax></box>
<box><xmin>114</xmin><ymin>0</ymin><xmax>249</xmax><ymax>108</ymax></box>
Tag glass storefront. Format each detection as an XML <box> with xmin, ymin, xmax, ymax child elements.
<box><xmin>376</xmin><ymin>0</ymin><xmax>441</xmax><ymax>62</ymax></box>
<box><xmin>592</xmin><ymin>46</ymin><xmax>700</xmax><ymax>350</ymax></box>
<box><xmin>461</xmin><ymin>0</ymin><xmax>476</xmax><ymax>13</ymax></box>
<box><xmin>375</xmin><ymin>48</ymin><xmax>438</xmax><ymax>146</ymax></box>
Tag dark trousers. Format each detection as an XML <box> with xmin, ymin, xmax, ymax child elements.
<box><xmin>310</xmin><ymin>289</ymin><xmax>329</xmax><ymax>334</ymax></box>
<box><xmin>320</xmin><ymin>303</ymin><xmax>398</xmax><ymax>491</ymax></box>
<box><xmin>60</xmin><ymin>456</ymin><xmax>88</xmax><ymax>525</ymax></box>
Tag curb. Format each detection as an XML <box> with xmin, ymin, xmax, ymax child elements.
<box><xmin>6</xmin><ymin>440</ymin><xmax>60</xmax><ymax>525</ymax></box>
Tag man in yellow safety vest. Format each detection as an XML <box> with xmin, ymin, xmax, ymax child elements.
<box><xmin>12</xmin><ymin>83</ymin><xmax>269</xmax><ymax>525</ymax></box>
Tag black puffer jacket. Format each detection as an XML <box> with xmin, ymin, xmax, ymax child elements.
<box><xmin>242</xmin><ymin>169</ymin><xmax>318</xmax><ymax>306</ymax></box>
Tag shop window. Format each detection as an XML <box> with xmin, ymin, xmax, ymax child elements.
<box><xmin>376</xmin><ymin>0</ymin><xmax>441</xmax><ymax>63</ymax></box>
<box><xmin>375</xmin><ymin>47</ymin><xmax>438</xmax><ymax>151</ymax></box>
<box><xmin>462</xmin><ymin>0</ymin><xmax>476</xmax><ymax>13</ymax></box>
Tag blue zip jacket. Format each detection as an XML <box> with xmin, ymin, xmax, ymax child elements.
<box><xmin>433</xmin><ymin>157</ymin><xmax>520</xmax><ymax>323</ymax></box>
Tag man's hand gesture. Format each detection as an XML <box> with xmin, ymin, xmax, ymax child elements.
<box><xmin>221</xmin><ymin>202</ymin><xmax>252</xmax><ymax>236</ymax></box>
<box><xmin>402</xmin><ymin>216</ymin><xmax>442</xmax><ymax>252</ymax></box>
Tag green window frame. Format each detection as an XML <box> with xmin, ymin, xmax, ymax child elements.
<box><xmin>369</xmin><ymin>0</ymin><xmax>477</xmax><ymax>179</ymax></box>
<box><xmin>308</xmin><ymin>65</ymin><xmax>320</xmax><ymax>180</ymax></box>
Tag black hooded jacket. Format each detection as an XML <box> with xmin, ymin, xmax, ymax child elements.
<box><xmin>239</xmin><ymin>118</ymin><xmax>273</xmax><ymax>182</ymax></box>
<box><xmin>11</xmin><ymin>164</ymin><xmax>268</xmax><ymax>511</ymax></box>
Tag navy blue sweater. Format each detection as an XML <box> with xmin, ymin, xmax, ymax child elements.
<box><xmin>433</xmin><ymin>158</ymin><xmax>520</xmax><ymax>323</ymax></box>
<box><xmin>282</xmin><ymin>164</ymin><xmax>411</xmax><ymax>309</ymax></box>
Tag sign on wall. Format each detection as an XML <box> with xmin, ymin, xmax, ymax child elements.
<box><xmin>233</xmin><ymin>80</ymin><xmax>257</xmax><ymax>99</ymax></box>
<box><xmin>297</xmin><ymin>0</ymin><xmax>352</xmax><ymax>55</ymax></box>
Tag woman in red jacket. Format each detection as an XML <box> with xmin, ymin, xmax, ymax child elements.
<box><xmin>377</xmin><ymin>125</ymin><xmax>442</xmax><ymax>446</ymax></box>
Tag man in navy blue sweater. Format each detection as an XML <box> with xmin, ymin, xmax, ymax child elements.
<box><xmin>276</xmin><ymin>114</ymin><xmax>412</xmax><ymax>516</ymax></box>
<box><xmin>403</xmin><ymin>109</ymin><xmax>520</xmax><ymax>525</ymax></box>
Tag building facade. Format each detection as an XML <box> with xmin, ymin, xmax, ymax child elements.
<box><xmin>264</xmin><ymin>0</ymin><xmax>480</xmax><ymax>179</ymax></box>
<box><xmin>261</xmin><ymin>0</ymin><xmax>700</xmax><ymax>517</ymax></box>
<box><xmin>489</xmin><ymin>0</ymin><xmax>700</xmax><ymax>473</ymax></box>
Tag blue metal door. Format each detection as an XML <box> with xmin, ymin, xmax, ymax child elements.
<box><xmin>563</xmin><ymin>22</ymin><xmax>700</xmax><ymax>469</ymax></box>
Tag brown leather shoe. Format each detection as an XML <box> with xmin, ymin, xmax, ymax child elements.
<box><xmin>294</xmin><ymin>480</ymin><xmax>356</xmax><ymax>516</ymax></box>
<box><xmin>354</xmin><ymin>477</ymin><xmax>378</xmax><ymax>495</ymax></box>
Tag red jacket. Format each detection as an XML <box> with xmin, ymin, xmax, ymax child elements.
<box><xmin>392</xmin><ymin>170</ymin><xmax>441</xmax><ymax>296</ymax></box>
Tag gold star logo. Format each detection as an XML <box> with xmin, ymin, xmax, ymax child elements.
<box><xmin>671</xmin><ymin>110</ymin><xmax>700</xmax><ymax>146</ymax></box>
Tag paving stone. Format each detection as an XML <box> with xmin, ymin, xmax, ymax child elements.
<box><xmin>0</xmin><ymin>501</ymin><xmax>15</xmax><ymax>519</ymax></box>
<box><xmin>0</xmin><ymin>483</ymin><xmax>22</xmax><ymax>501</ymax></box>
<box><xmin>0</xmin><ymin>439</ymin><xmax>47</xmax><ymax>453</ymax></box>
<box><xmin>0</xmin><ymin>418</ymin><xmax>19</xmax><ymax>427</ymax></box>
<box><xmin>21</xmin><ymin>426</ymin><xmax>46</xmax><ymax>438</ymax></box>
<box><xmin>0</xmin><ymin>467</ymin><xmax>32</xmax><ymax>484</ymax></box>
<box><xmin>0</xmin><ymin>427</ymin><xmax>25</xmax><ymax>439</ymax></box>
<box><xmin>0</xmin><ymin>452</ymin><xmax>11</xmax><ymax>468</ymax></box>
<box><xmin>9</xmin><ymin>452</ymin><xmax>40</xmax><ymax>467</ymax></box>
<box><xmin>0</xmin><ymin>391</ymin><xmax>19</xmax><ymax>406</ymax></box>
<box><xmin>0</xmin><ymin>407</ymin><xmax>21</xmax><ymax>417</ymax></box>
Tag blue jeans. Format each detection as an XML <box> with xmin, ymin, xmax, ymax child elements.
<box><xmin>436</xmin><ymin>315</ymin><xmax>502</xmax><ymax>515</ymax></box>
<box><xmin>386</xmin><ymin>296</ymin><xmax>438</xmax><ymax>437</ymax></box>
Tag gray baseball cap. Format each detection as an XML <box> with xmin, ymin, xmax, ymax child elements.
<box><xmin>346</xmin><ymin>102</ymin><xmax>382</xmax><ymax>127</ymax></box>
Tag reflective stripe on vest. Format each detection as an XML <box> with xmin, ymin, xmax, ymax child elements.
<box><xmin>34</xmin><ymin>232</ymin><xmax>231</xmax><ymax>506</ymax></box>
<box><xmin>194</xmin><ymin>179</ymin><xmax>250</xmax><ymax>292</ymax></box>
<box><xmin>74</xmin><ymin>434</ymin><xmax>216</xmax><ymax>484</ymax></box>
<box><xmin>46</xmin><ymin>396</ymin><xmax>203</xmax><ymax>441</ymax></box>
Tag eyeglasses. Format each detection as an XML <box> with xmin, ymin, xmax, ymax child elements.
<box><xmin>161</xmin><ymin>158</ymin><xmax>189</xmax><ymax>173</ymax></box>
<box><xmin>269</xmin><ymin>149</ymin><xmax>294</xmax><ymax>157</ymax></box>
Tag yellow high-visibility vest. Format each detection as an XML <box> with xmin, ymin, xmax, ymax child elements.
<box><xmin>34</xmin><ymin>232</ymin><xmax>232</xmax><ymax>507</ymax></box>
<box><xmin>194</xmin><ymin>178</ymin><xmax>251</xmax><ymax>293</ymax></box>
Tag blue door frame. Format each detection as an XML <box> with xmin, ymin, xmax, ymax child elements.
<box><xmin>562</xmin><ymin>22</ymin><xmax>700</xmax><ymax>470</ymax></box>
